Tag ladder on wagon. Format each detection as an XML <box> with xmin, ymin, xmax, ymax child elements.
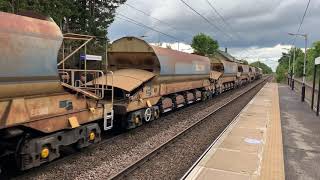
<box><xmin>57</xmin><ymin>33</ymin><xmax>114</xmax><ymax>130</ymax></box>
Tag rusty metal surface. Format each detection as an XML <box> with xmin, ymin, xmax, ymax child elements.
<box><xmin>255</xmin><ymin>67</ymin><xmax>262</xmax><ymax>75</ymax></box>
<box><xmin>0</xmin><ymin>81</ymin><xmax>63</xmax><ymax>100</ymax></box>
<box><xmin>162</xmin><ymin>80</ymin><xmax>210</xmax><ymax>95</ymax></box>
<box><xmin>151</xmin><ymin>46</ymin><xmax>210</xmax><ymax>75</ymax></box>
<box><xmin>241</xmin><ymin>64</ymin><xmax>250</xmax><ymax>74</ymax></box>
<box><xmin>250</xmin><ymin>66</ymin><xmax>256</xmax><ymax>74</ymax></box>
<box><xmin>108</xmin><ymin>37</ymin><xmax>210</xmax><ymax>76</ymax></box>
<box><xmin>0</xmin><ymin>93</ymin><xmax>105</xmax><ymax>132</ymax></box>
<box><xmin>210</xmin><ymin>71</ymin><xmax>223</xmax><ymax>80</ymax></box>
<box><xmin>126</xmin><ymin>96</ymin><xmax>161</xmax><ymax>112</ymax></box>
<box><xmin>220</xmin><ymin>59</ymin><xmax>238</xmax><ymax>75</ymax></box>
<box><xmin>89</xmin><ymin>69</ymin><xmax>155</xmax><ymax>92</ymax></box>
<box><xmin>0</xmin><ymin>12</ymin><xmax>63</xmax><ymax>99</ymax></box>
<box><xmin>210</xmin><ymin>56</ymin><xmax>238</xmax><ymax>76</ymax></box>
<box><xmin>24</xmin><ymin>108</ymin><xmax>103</xmax><ymax>133</ymax></box>
<box><xmin>157</xmin><ymin>74</ymin><xmax>210</xmax><ymax>83</ymax></box>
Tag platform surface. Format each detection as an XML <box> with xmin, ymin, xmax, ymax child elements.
<box><xmin>279</xmin><ymin>84</ymin><xmax>320</xmax><ymax>180</ymax></box>
<box><xmin>185</xmin><ymin>83</ymin><xmax>285</xmax><ymax>180</ymax></box>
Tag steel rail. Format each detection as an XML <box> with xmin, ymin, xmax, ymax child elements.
<box><xmin>109</xmin><ymin>76</ymin><xmax>271</xmax><ymax>180</ymax></box>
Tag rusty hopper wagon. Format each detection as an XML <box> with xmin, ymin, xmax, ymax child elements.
<box><xmin>0</xmin><ymin>12</ymin><xmax>114</xmax><ymax>171</ymax></box>
<box><xmin>255</xmin><ymin>67</ymin><xmax>263</xmax><ymax>79</ymax></box>
<box><xmin>209</xmin><ymin>56</ymin><xmax>239</xmax><ymax>93</ymax></box>
<box><xmin>91</xmin><ymin>37</ymin><xmax>214</xmax><ymax>129</ymax></box>
<box><xmin>237</xmin><ymin>64</ymin><xmax>251</xmax><ymax>85</ymax></box>
<box><xmin>249</xmin><ymin>66</ymin><xmax>257</xmax><ymax>81</ymax></box>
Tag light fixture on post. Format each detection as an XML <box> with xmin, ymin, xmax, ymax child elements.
<box><xmin>288</xmin><ymin>32</ymin><xmax>308</xmax><ymax>102</ymax></box>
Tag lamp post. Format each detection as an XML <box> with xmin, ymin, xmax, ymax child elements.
<box><xmin>282</xmin><ymin>48</ymin><xmax>292</xmax><ymax>86</ymax></box>
<box><xmin>292</xmin><ymin>46</ymin><xmax>296</xmax><ymax>90</ymax></box>
<box><xmin>289</xmin><ymin>33</ymin><xmax>308</xmax><ymax>102</ymax></box>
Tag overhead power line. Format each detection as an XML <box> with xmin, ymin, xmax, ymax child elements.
<box><xmin>180</xmin><ymin>0</ymin><xmax>250</xmax><ymax>60</ymax></box>
<box><xmin>292</xmin><ymin>0</ymin><xmax>311</xmax><ymax>45</ymax></box>
<box><xmin>125</xmin><ymin>3</ymin><xmax>194</xmax><ymax>38</ymax></box>
<box><xmin>116</xmin><ymin>13</ymin><xmax>188</xmax><ymax>43</ymax></box>
<box><xmin>205</xmin><ymin>0</ymin><xmax>235</xmax><ymax>36</ymax></box>
<box><xmin>205</xmin><ymin>0</ymin><xmax>253</xmax><ymax>59</ymax></box>
<box><xmin>179</xmin><ymin>0</ymin><xmax>233</xmax><ymax>40</ymax></box>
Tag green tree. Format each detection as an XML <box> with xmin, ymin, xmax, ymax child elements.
<box><xmin>0</xmin><ymin>0</ymin><xmax>126</xmax><ymax>68</ymax></box>
<box><xmin>241</xmin><ymin>60</ymin><xmax>249</xmax><ymax>65</ymax></box>
<box><xmin>250</xmin><ymin>61</ymin><xmax>273</xmax><ymax>74</ymax></box>
<box><xmin>0</xmin><ymin>0</ymin><xmax>126</xmax><ymax>38</ymax></box>
<box><xmin>275</xmin><ymin>46</ymin><xmax>313</xmax><ymax>82</ymax></box>
<box><xmin>275</xmin><ymin>52</ymin><xmax>290</xmax><ymax>82</ymax></box>
<box><xmin>191</xmin><ymin>33</ymin><xmax>219</xmax><ymax>56</ymax></box>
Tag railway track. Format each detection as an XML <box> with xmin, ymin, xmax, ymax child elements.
<box><xmin>9</xmin><ymin>76</ymin><xmax>270</xmax><ymax>180</ymax></box>
<box><xmin>110</xmin><ymin>76</ymin><xmax>271</xmax><ymax>179</ymax></box>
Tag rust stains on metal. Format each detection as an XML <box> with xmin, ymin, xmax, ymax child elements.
<box><xmin>89</xmin><ymin>69</ymin><xmax>156</xmax><ymax>92</ymax></box>
<box><xmin>0</xmin><ymin>12</ymin><xmax>62</xmax><ymax>39</ymax></box>
<box><xmin>0</xmin><ymin>12</ymin><xmax>63</xmax><ymax>99</ymax></box>
<box><xmin>151</xmin><ymin>45</ymin><xmax>210</xmax><ymax>75</ymax></box>
<box><xmin>0</xmin><ymin>93</ymin><xmax>105</xmax><ymax>132</ymax></box>
<box><xmin>108</xmin><ymin>37</ymin><xmax>211</xmax><ymax>76</ymax></box>
<box><xmin>241</xmin><ymin>64</ymin><xmax>250</xmax><ymax>74</ymax></box>
<box><xmin>210</xmin><ymin>56</ymin><xmax>238</xmax><ymax>76</ymax></box>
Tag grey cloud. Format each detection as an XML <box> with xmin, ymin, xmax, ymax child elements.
<box><xmin>109</xmin><ymin>0</ymin><xmax>320</xmax><ymax>48</ymax></box>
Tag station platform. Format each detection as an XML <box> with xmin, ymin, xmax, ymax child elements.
<box><xmin>185</xmin><ymin>83</ymin><xmax>285</xmax><ymax>180</ymax></box>
<box><xmin>279</xmin><ymin>84</ymin><xmax>320</xmax><ymax>180</ymax></box>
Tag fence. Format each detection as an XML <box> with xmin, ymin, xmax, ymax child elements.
<box><xmin>289</xmin><ymin>78</ymin><xmax>319</xmax><ymax>112</ymax></box>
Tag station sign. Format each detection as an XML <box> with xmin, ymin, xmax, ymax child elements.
<box><xmin>80</xmin><ymin>54</ymin><xmax>102</xmax><ymax>61</ymax></box>
<box><xmin>316</xmin><ymin>57</ymin><xmax>320</xmax><ymax>65</ymax></box>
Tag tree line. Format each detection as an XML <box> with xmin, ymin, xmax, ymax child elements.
<box><xmin>276</xmin><ymin>41</ymin><xmax>320</xmax><ymax>82</ymax></box>
<box><xmin>191</xmin><ymin>33</ymin><xmax>272</xmax><ymax>74</ymax></box>
<box><xmin>0</xmin><ymin>0</ymin><xmax>127</xmax><ymax>69</ymax></box>
<box><xmin>0</xmin><ymin>0</ymin><xmax>126</xmax><ymax>39</ymax></box>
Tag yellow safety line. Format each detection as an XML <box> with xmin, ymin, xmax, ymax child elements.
<box><xmin>259</xmin><ymin>83</ymin><xmax>285</xmax><ymax>180</ymax></box>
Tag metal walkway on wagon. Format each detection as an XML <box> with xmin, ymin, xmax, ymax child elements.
<box><xmin>184</xmin><ymin>83</ymin><xmax>285</xmax><ymax>180</ymax></box>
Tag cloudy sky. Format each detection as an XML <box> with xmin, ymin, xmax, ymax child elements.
<box><xmin>108</xmin><ymin>0</ymin><xmax>320</xmax><ymax>71</ymax></box>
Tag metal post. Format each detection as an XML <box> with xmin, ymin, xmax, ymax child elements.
<box><xmin>317</xmin><ymin>70</ymin><xmax>320</xmax><ymax>116</ymax></box>
<box><xmin>292</xmin><ymin>47</ymin><xmax>296</xmax><ymax>90</ymax></box>
<box><xmin>289</xmin><ymin>53</ymin><xmax>291</xmax><ymax>82</ymax></box>
<box><xmin>84</xmin><ymin>44</ymin><xmax>87</xmax><ymax>87</ymax></box>
<box><xmin>289</xmin><ymin>53</ymin><xmax>292</xmax><ymax>87</ymax></box>
<box><xmin>106</xmin><ymin>41</ymin><xmax>108</xmax><ymax>96</ymax></box>
<box><xmin>62</xmin><ymin>42</ymin><xmax>65</xmax><ymax>70</ymax></box>
<box><xmin>301</xmin><ymin>35</ymin><xmax>307</xmax><ymax>102</ymax></box>
<box><xmin>311</xmin><ymin>64</ymin><xmax>316</xmax><ymax>110</ymax></box>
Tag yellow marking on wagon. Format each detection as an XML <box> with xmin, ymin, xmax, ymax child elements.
<box><xmin>68</xmin><ymin>116</ymin><xmax>80</xmax><ymax>128</ymax></box>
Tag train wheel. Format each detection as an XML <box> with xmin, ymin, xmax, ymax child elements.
<box><xmin>153</xmin><ymin>106</ymin><xmax>160</xmax><ymax>120</ymax></box>
<box><xmin>144</xmin><ymin>108</ymin><xmax>153</xmax><ymax>122</ymax></box>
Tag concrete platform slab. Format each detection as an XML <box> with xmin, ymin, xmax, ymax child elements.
<box><xmin>202</xmin><ymin>148</ymin><xmax>260</xmax><ymax>174</ymax></box>
<box><xmin>220</xmin><ymin>135</ymin><xmax>262</xmax><ymax>154</ymax></box>
<box><xmin>194</xmin><ymin>167</ymin><xmax>250</xmax><ymax>180</ymax></box>
<box><xmin>228</xmin><ymin>127</ymin><xmax>264</xmax><ymax>140</ymax></box>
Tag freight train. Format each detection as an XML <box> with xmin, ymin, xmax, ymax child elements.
<box><xmin>0</xmin><ymin>12</ymin><xmax>262</xmax><ymax>172</ymax></box>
